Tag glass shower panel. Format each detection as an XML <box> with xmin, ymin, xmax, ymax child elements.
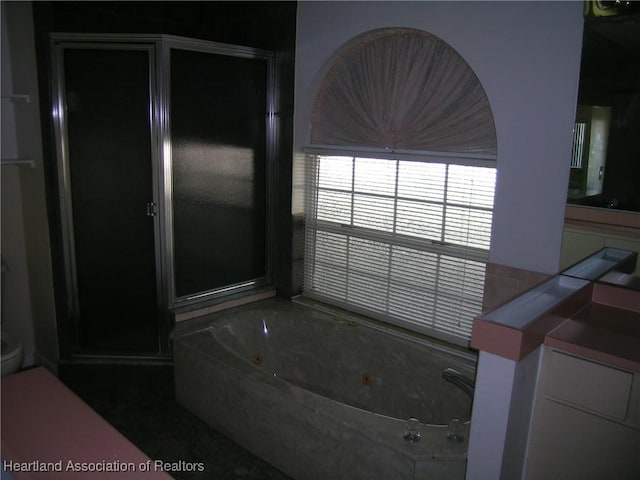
<box><xmin>63</xmin><ymin>48</ymin><xmax>160</xmax><ymax>353</ymax></box>
<box><xmin>170</xmin><ymin>48</ymin><xmax>268</xmax><ymax>299</ymax></box>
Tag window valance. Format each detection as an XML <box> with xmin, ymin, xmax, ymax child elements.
<box><xmin>311</xmin><ymin>28</ymin><xmax>497</xmax><ymax>155</ymax></box>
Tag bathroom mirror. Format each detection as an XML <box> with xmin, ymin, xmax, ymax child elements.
<box><xmin>567</xmin><ymin>5</ymin><xmax>640</xmax><ymax>212</ymax></box>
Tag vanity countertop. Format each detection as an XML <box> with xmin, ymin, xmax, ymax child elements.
<box><xmin>544</xmin><ymin>282</ymin><xmax>640</xmax><ymax>372</ymax></box>
<box><xmin>545</xmin><ymin>305</ymin><xmax>640</xmax><ymax>372</ymax></box>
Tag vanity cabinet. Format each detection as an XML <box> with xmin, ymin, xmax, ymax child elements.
<box><xmin>524</xmin><ymin>346</ymin><xmax>640</xmax><ymax>480</ymax></box>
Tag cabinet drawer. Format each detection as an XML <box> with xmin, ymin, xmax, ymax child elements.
<box><xmin>546</xmin><ymin>350</ymin><xmax>633</xmax><ymax>420</ymax></box>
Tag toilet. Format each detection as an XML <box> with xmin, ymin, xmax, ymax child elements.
<box><xmin>1</xmin><ymin>329</ymin><xmax>24</xmax><ymax>377</ymax></box>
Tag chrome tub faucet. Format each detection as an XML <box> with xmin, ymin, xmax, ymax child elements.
<box><xmin>442</xmin><ymin>368</ymin><xmax>475</xmax><ymax>398</ymax></box>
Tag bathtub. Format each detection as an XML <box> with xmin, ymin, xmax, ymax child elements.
<box><xmin>173</xmin><ymin>298</ymin><xmax>476</xmax><ymax>480</ymax></box>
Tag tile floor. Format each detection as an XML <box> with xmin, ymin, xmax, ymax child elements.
<box><xmin>59</xmin><ymin>364</ymin><xmax>291</xmax><ymax>480</ymax></box>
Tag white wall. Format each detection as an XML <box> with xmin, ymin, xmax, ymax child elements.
<box><xmin>1</xmin><ymin>2</ymin><xmax>59</xmax><ymax>372</ymax></box>
<box><xmin>293</xmin><ymin>0</ymin><xmax>584</xmax><ymax>275</ymax></box>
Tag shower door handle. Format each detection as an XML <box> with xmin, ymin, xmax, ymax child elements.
<box><xmin>146</xmin><ymin>202</ymin><xmax>157</xmax><ymax>217</ymax></box>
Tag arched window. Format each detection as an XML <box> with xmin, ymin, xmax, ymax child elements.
<box><xmin>304</xmin><ymin>28</ymin><xmax>497</xmax><ymax>345</ymax></box>
<box><xmin>311</xmin><ymin>28</ymin><xmax>496</xmax><ymax>154</ymax></box>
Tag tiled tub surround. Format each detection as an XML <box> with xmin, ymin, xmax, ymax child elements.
<box><xmin>173</xmin><ymin>299</ymin><xmax>476</xmax><ymax>480</ymax></box>
<box><xmin>482</xmin><ymin>263</ymin><xmax>553</xmax><ymax>312</ymax></box>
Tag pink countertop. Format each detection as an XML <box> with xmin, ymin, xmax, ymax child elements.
<box><xmin>472</xmin><ymin>280</ymin><xmax>640</xmax><ymax>373</ymax></box>
<box><xmin>1</xmin><ymin>367</ymin><xmax>174</xmax><ymax>479</ymax></box>
<box><xmin>545</xmin><ymin>283</ymin><xmax>640</xmax><ymax>372</ymax></box>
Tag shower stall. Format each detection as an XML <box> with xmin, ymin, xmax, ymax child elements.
<box><xmin>50</xmin><ymin>34</ymin><xmax>275</xmax><ymax>358</ymax></box>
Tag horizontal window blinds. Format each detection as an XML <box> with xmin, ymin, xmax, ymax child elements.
<box><xmin>304</xmin><ymin>154</ymin><xmax>496</xmax><ymax>345</ymax></box>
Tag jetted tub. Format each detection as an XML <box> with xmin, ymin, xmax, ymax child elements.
<box><xmin>173</xmin><ymin>298</ymin><xmax>476</xmax><ymax>480</ymax></box>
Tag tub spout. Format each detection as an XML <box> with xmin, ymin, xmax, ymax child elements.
<box><xmin>442</xmin><ymin>368</ymin><xmax>475</xmax><ymax>398</ymax></box>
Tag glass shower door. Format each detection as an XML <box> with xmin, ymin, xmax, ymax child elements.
<box><xmin>55</xmin><ymin>43</ymin><xmax>165</xmax><ymax>355</ymax></box>
<box><xmin>169</xmin><ymin>46</ymin><xmax>271</xmax><ymax>303</ymax></box>
<box><xmin>52</xmin><ymin>36</ymin><xmax>275</xmax><ymax>357</ymax></box>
